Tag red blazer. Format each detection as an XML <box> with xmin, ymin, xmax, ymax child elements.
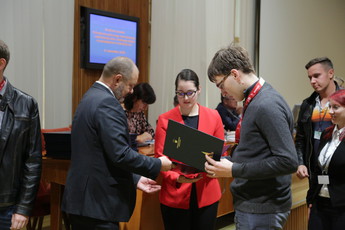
<box><xmin>155</xmin><ymin>105</ymin><xmax>225</xmax><ymax>209</ymax></box>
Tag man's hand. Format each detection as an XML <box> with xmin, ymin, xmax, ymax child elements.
<box><xmin>296</xmin><ymin>165</ymin><xmax>309</xmax><ymax>179</ymax></box>
<box><xmin>204</xmin><ymin>155</ymin><xmax>233</xmax><ymax>178</ymax></box>
<box><xmin>159</xmin><ymin>156</ymin><xmax>174</xmax><ymax>171</ymax></box>
<box><xmin>11</xmin><ymin>213</ymin><xmax>28</xmax><ymax>230</ymax></box>
<box><xmin>136</xmin><ymin>132</ymin><xmax>153</xmax><ymax>143</ymax></box>
<box><xmin>137</xmin><ymin>176</ymin><xmax>161</xmax><ymax>193</ymax></box>
<box><xmin>177</xmin><ymin>174</ymin><xmax>202</xmax><ymax>183</ymax></box>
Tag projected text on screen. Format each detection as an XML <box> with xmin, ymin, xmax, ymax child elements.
<box><xmin>89</xmin><ymin>14</ymin><xmax>137</xmax><ymax>64</ymax></box>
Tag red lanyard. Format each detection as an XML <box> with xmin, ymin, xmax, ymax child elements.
<box><xmin>235</xmin><ymin>78</ymin><xmax>265</xmax><ymax>143</ymax></box>
<box><xmin>0</xmin><ymin>79</ymin><xmax>5</xmax><ymax>91</ymax></box>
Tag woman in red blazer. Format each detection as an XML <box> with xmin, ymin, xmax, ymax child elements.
<box><xmin>155</xmin><ymin>69</ymin><xmax>224</xmax><ymax>230</ymax></box>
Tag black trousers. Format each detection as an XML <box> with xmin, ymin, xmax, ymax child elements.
<box><xmin>160</xmin><ymin>184</ymin><xmax>219</xmax><ymax>230</ymax></box>
<box><xmin>308</xmin><ymin>196</ymin><xmax>345</xmax><ymax>230</ymax></box>
<box><xmin>69</xmin><ymin>214</ymin><xmax>119</xmax><ymax>230</ymax></box>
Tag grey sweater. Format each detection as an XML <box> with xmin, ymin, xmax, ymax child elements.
<box><xmin>230</xmin><ymin>82</ymin><xmax>298</xmax><ymax>213</ymax></box>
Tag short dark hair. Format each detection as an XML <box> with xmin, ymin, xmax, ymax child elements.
<box><xmin>175</xmin><ymin>69</ymin><xmax>200</xmax><ymax>91</ymax></box>
<box><xmin>173</xmin><ymin>95</ymin><xmax>179</xmax><ymax>107</ymax></box>
<box><xmin>208</xmin><ymin>44</ymin><xmax>255</xmax><ymax>82</ymax></box>
<box><xmin>0</xmin><ymin>40</ymin><xmax>10</xmax><ymax>70</ymax></box>
<box><xmin>123</xmin><ymin>82</ymin><xmax>156</xmax><ymax>110</ymax></box>
<box><xmin>305</xmin><ymin>57</ymin><xmax>333</xmax><ymax>71</ymax></box>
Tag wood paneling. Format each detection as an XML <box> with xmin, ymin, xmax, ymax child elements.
<box><xmin>72</xmin><ymin>0</ymin><xmax>150</xmax><ymax>115</ymax></box>
<box><xmin>217</xmin><ymin>177</ymin><xmax>234</xmax><ymax>217</ymax></box>
<box><xmin>43</xmin><ymin>155</ymin><xmax>309</xmax><ymax>230</ymax></box>
<box><xmin>283</xmin><ymin>204</ymin><xmax>308</xmax><ymax>230</ymax></box>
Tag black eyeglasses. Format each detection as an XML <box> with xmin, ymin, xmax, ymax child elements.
<box><xmin>216</xmin><ymin>75</ymin><xmax>230</xmax><ymax>89</ymax></box>
<box><xmin>175</xmin><ymin>90</ymin><xmax>197</xmax><ymax>98</ymax></box>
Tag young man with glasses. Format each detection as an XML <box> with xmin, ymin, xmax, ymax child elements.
<box><xmin>204</xmin><ymin>44</ymin><xmax>298</xmax><ymax>230</ymax></box>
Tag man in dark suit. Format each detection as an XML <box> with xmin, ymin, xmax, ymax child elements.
<box><xmin>215</xmin><ymin>94</ymin><xmax>241</xmax><ymax>131</ymax></box>
<box><xmin>62</xmin><ymin>57</ymin><xmax>173</xmax><ymax>230</ymax></box>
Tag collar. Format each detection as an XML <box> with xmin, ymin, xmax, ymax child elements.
<box><xmin>315</xmin><ymin>95</ymin><xmax>330</xmax><ymax>109</ymax></box>
<box><xmin>96</xmin><ymin>81</ymin><xmax>115</xmax><ymax>97</ymax></box>
<box><xmin>334</xmin><ymin>125</ymin><xmax>345</xmax><ymax>141</ymax></box>
<box><xmin>0</xmin><ymin>77</ymin><xmax>8</xmax><ymax>98</ymax></box>
<box><xmin>243</xmin><ymin>79</ymin><xmax>260</xmax><ymax>100</ymax></box>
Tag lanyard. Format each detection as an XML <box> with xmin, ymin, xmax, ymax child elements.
<box><xmin>319</xmin><ymin>128</ymin><xmax>344</xmax><ymax>173</ymax></box>
<box><xmin>235</xmin><ymin>78</ymin><xmax>265</xmax><ymax>143</ymax></box>
<box><xmin>317</xmin><ymin>100</ymin><xmax>329</xmax><ymax>131</ymax></box>
<box><xmin>319</xmin><ymin>142</ymin><xmax>334</xmax><ymax>174</ymax></box>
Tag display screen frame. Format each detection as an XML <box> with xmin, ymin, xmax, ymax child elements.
<box><xmin>80</xmin><ymin>7</ymin><xmax>139</xmax><ymax>70</ymax></box>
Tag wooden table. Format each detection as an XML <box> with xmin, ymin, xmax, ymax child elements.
<box><xmin>41</xmin><ymin>145</ymin><xmax>161</xmax><ymax>230</ymax></box>
<box><xmin>42</xmin><ymin>145</ymin><xmax>308</xmax><ymax>230</ymax></box>
<box><xmin>41</xmin><ymin>157</ymin><xmax>70</xmax><ymax>230</ymax></box>
<box><xmin>283</xmin><ymin>174</ymin><xmax>309</xmax><ymax>230</ymax></box>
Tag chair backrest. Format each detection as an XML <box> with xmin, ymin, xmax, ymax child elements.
<box><xmin>41</xmin><ymin>126</ymin><xmax>71</xmax><ymax>154</ymax></box>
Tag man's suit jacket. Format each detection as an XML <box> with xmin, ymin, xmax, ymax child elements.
<box><xmin>154</xmin><ymin>105</ymin><xmax>224</xmax><ymax>209</ymax></box>
<box><xmin>215</xmin><ymin>102</ymin><xmax>240</xmax><ymax>131</ymax></box>
<box><xmin>307</xmin><ymin>129</ymin><xmax>345</xmax><ymax>208</ymax></box>
<box><xmin>62</xmin><ymin>82</ymin><xmax>161</xmax><ymax>222</ymax></box>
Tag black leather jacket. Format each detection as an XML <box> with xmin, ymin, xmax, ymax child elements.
<box><xmin>0</xmin><ymin>78</ymin><xmax>42</xmax><ymax>216</ymax></box>
<box><xmin>295</xmin><ymin>82</ymin><xmax>340</xmax><ymax>177</ymax></box>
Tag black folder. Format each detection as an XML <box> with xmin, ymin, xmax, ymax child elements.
<box><xmin>163</xmin><ymin>119</ymin><xmax>224</xmax><ymax>173</ymax></box>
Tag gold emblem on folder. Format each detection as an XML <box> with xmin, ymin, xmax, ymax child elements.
<box><xmin>173</xmin><ymin>137</ymin><xmax>181</xmax><ymax>148</ymax></box>
<box><xmin>202</xmin><ymin>151</ymin><xmax>214</xmax><ymax>158</ymax></box>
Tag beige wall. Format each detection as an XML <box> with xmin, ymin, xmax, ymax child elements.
<box><xmin>259</xmin><ymin>0</ymin><xmax>345</xmax><ymax>108</ymax></box>
<box><xmin>149</xmin><ymin>0</ymin><xmax>345</xmax><ymax>128</ymax></box>
<box><xmin>2</xmin><ymin>1</ymin><xmax>345</xmax><ymax>128</ymax></box>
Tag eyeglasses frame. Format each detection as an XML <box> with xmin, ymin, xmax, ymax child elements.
<box><xmin>175</xmin><ymin>90</ymin><xmax>197</xmax><ymax>98</ymax></box>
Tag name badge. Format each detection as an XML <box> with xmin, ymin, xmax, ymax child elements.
<box><xmin>314</xmin><ymin>131</ymin><xmax>322</xmax><ymax>140</ymax></box>
<box><xmin>318</xmin><ymin>175</ymin><xmax>329</xmax><ymax>185</ymax></box>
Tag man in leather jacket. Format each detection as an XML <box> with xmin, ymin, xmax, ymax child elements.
<box><xmin>295</xmin><ymin>57</ymin><xmax>339</xmax><ymax>180</ymax></box>
<box><xmin>0</xmin><ymin>40</ymin><xmax>42</xmax><ymax>230</ymax></box>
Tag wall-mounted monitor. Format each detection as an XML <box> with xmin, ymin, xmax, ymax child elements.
<box><xmin>80</xmin><ymin>7</ymin><xmax>139</xmax><ymax>70</ymax></box>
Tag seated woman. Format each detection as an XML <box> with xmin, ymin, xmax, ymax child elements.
<box><xmin>123</xmin><ymin>82</ymin><xmax>156</xmax><ymax>144</ymax></box>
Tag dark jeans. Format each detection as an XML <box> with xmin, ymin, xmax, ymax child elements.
<box><xmin>69</xmin><ymin>214</ymin><xmax>119</xmax><ymax>230</ymax></box>
<box><xmin>308</xmin><ymin>196</ymin><xmax>345</xmax><ymax>230</ymax></box>
<box><xmin>234</xmin><ymin>209</ymin><xmax>290</xmax><ymax>230</ymax></box>
<box><xmin>160</xmin><ymin>184</ymin><xmax>219</xmax><ymax>230</ymax></box>
<box><xmin>0</xmin><ymin>206</ymin><xmax>15</xmax><ymax>230</ymax></box>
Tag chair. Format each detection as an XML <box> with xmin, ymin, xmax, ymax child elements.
<box><xmin>26</xmin><ymin>179</ymin><xmax>51</xmax><ymax>230</ymax></box>
<box><xmin>27</xmin><ymin>126</ymin><xmax>72</xmax><ymax>230</ymax></box>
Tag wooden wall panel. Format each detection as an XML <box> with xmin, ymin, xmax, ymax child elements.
<box><xmin>283</xmin><ymin>204</ymin><xmax>308</xmax><ymax>230</ymax></box>
<box><xmin>72</xmin><ymin>0</ymin><xmax>150</xmax><ymax>114</ymax></box>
